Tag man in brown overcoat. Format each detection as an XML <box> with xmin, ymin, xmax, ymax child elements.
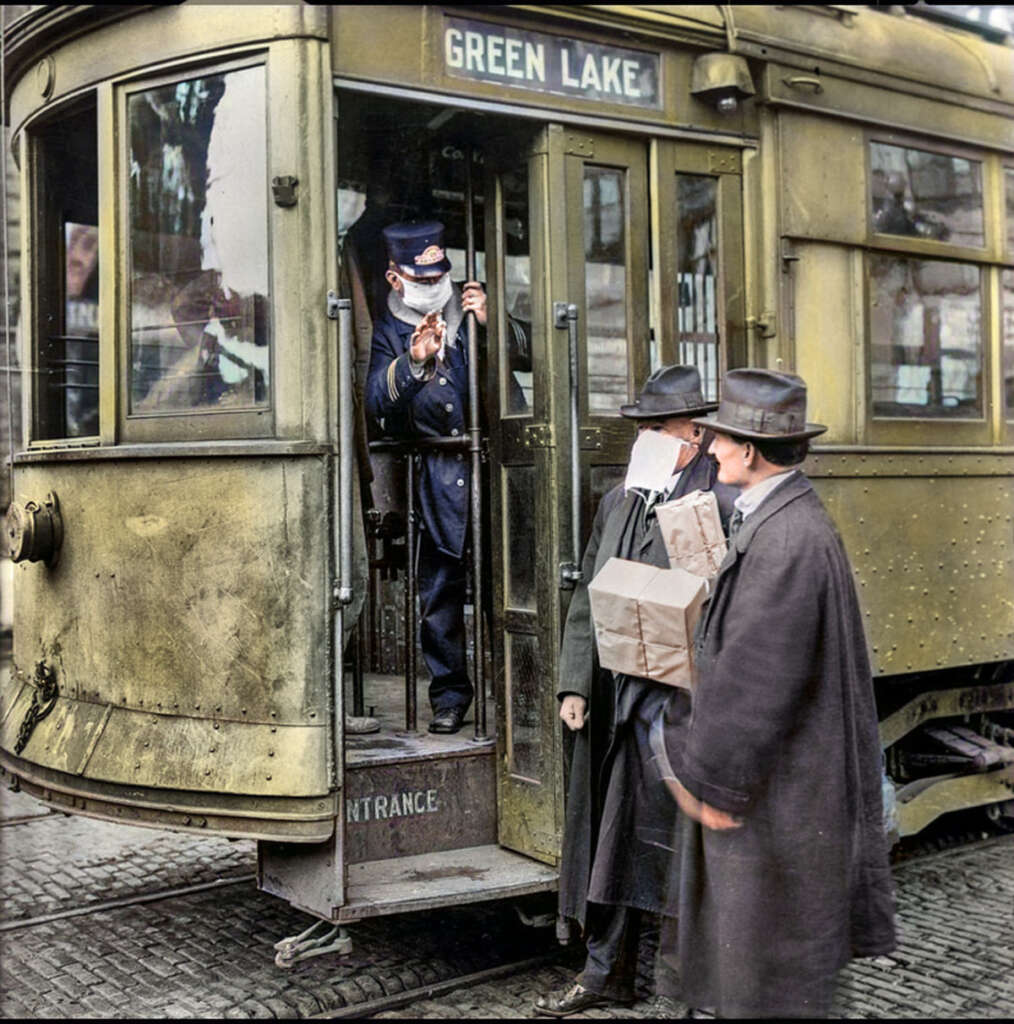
<box><xmin>660</xmin><ymin>368</ymin><xmax>897</xmax><ymax>1018</ymax></box>
<box><xmin>535</xmin><ymin>365</ymin><xmax>736</xmax><ymax>1017</ymax></box>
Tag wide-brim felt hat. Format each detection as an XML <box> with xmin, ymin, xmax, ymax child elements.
<box><xmin>619</xmin><ymin>365</ymin><xmax>719</xmax><ymax>419</ymax></box>
<box><xmin>383</xmin><ymin>220</ymin><xmax>452</xmax><ymax>278</ymax></box>
<box><xmin>693</xmin><ymin>368</ymin><xmax>827</xmax><ymax>441</ymax></box>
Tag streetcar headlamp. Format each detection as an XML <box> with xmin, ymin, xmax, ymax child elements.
<box><xmin>690</xmin><ymin>53</ymin><xmax>755</xmax><ymax>114</ymax></box>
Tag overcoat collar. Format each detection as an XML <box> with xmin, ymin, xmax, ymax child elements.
<box><xmin>712</xmin><ymin>471</ymin><xmax>814</xmax><ymax>583</ymax></box>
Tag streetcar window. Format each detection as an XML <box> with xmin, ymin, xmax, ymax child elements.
<box><xmin>504</xmin><ymin>466</ymin><xmax>536</xmax><ymax>610</ymax></box>
<box><xmin>870</xmin><ymin>142</ymin><xmax>984</xmax><ymax>248</ymax></box>
<box><xmin>33</xmin><ymin>104</ymin><xmax>100</xmax><ymax>440</ymax></box>
<box><xmin>869</xmin><ymin>255</ymin><xmax>982</xmax><ymax>417</ymax></box>
<box><xmin>1006</xmin><ymin>168</ymin><xmax>1014</xmax><ymax>256</ymax></box>
<box><xmin>675</xmin><ymin>175</ymin><xmax>720</xmax><ymax>404</ymax></box>
<box><xmin>500</xmin><ymin>164</ymin><xmax>533</xmax><ymax>415</ymax></box>
<box><xmin>584</xmin><ymin>166</ymin><xmax>628</xmax><ymax>414</ymax></box>
<box><xmin>1003</xmin><ymin>270</ymin><xmax>1014</xmax><ymax>418</ymax></box>
<box><xmin>507</xmin><ymin>632</ymin><xmax>541</xmax><ymax>780</ymax></box>
<box><xmin>127</xmin><ymin>66</ymin><xmax>270</xmax><ymax>416</ymax></box>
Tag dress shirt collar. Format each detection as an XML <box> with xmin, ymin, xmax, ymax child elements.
<box><xmin>733</xmin><ymin>468</ymin><xmax>797</xmax><ymax>519</ymax></box>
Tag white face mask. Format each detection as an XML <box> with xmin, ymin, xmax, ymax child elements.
<box><xmin>624</xmin><ymin>429</ymin><xmax>688</xmax><ymax>495</ymax></box>
<box><xmin>400</xmin><ymin>273</ymin><xmax>452</xmax><ymax>315</ymax></box>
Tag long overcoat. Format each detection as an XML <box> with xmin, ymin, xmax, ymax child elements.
<box><xmin>672</xmin><ymin>471</ymin><xmax>896</xmax><ymax>1018</ymax></box>
<box><xmin>557</xmin><ymin>451</ymin><xmax>735</xmax><ymax>935</ymax></box>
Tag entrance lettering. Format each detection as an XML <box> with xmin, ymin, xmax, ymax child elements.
<box><xmin>346</xmin><ymin>787</ymin><xmax>440</xmax><ymax>823</ymax></box>
<box><xmin>444</xmin><ymin>17</ymin><xmax>660</xmax><ymax>109</ymax></box>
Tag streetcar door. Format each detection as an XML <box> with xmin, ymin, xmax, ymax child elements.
<box><xmin>485</xmin><ymin>127</ymin><xmax>649</xmax><ymax>864</ymax></box>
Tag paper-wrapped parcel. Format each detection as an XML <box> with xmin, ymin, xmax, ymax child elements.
<box><xmin>588</xmin><ymin>556</ymin><xmax>708</xmax><ymax>689</ymax></box>
<box><xmin>655</xmin><ymin>488</ymin><xmax>727</xmax><ymax>578</ymax></box>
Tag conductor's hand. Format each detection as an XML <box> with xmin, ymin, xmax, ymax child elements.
<box><xmin>559</xmin><ymin>695</ymin><xmax>587</xmax><ymax>732</ymax></box>
<box><xmin>410</xmin><ymin>311</ymin><xmax>446</xmax><ymax>363</ymax></box>
<box><xmin>667</xmin><ymin>776</ymin><xmax>743</xmax><ymax>831</ymax></box>
<box><xmin>461</xmin><ymin>281</ymin><xmax>487</xmax><ymax>326</ymax></box>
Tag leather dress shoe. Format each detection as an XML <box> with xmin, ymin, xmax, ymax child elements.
<box><xmin>534</xmin><ymin>981</ymin><xmax>627</xmax><ymax>1017</ymax></box>
<box><xmin>428</xmin><ymin>706</ymin><xmax>465</xmax><ymax>734</ymax></box>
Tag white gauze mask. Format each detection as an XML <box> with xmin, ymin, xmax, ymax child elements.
<box><xmin>401</xmin><ymin>273</ymin><xmax>453</xmax><ymax>315</ymax></box>
<box><xmin>624</xmin><ymin>429</ymin><xmax>688</xmax><ymax>495</ymax></box>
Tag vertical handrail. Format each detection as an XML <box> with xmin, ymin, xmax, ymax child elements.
<box><xmin>334</xmin><ymin>298</ymin><xmax>354</xmax><ymax>785</ymax></box>
<box><xmin>556</xmin><ymin>303</ymin><xmax>583</xmax><ymax>589</ymax></box>
<box><xmin>465</xmin><ymin>146</ymin><xmax>487</xmax><ymax>740</ymax></box>
<box><xmin>404</xmin><ymin>454</ymin><xmax>418</xmax><ymax>732</ymax></box>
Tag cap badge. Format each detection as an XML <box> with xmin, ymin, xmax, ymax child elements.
<box><xmin>416</xmin><ymin>244</ymin><xmax>446</xmax><ymax>266</ymax></box>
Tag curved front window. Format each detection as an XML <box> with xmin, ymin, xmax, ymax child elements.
<box><xmin>127</xmin><ymin>65</ymin><xmax>271</xmax><ymax>416</ymax></box>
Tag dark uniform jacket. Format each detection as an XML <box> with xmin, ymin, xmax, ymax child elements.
<box><xmin>673</xmin><ymin>471</ymin><xmax>896</xmax><ymax>1018</ymax></box>
<box><xmin>557</xmin><ymin>450</ymin><xmax>736</xmax><ymax>934</ymax></box>
<box><xmin>365</xmin><ymin>288</ymin><xmax>472</xmax><ymax>560</ymax></box>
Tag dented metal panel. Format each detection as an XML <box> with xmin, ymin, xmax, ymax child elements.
<box><xmin>4</xmin><ymin>457</ymin><xmax>332</xmax><ymax>817</ymax></box>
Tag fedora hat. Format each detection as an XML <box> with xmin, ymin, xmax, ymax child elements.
<box><xmin>619</xmin><ymin>365</ymin><xmax>719</xmax><ymax>420</ymax></box>
<box><xmin>693</xmin><ymin>368</ymin><xmax>826</xmax><ymax>441</ymax></box>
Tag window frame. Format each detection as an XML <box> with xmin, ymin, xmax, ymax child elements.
<box><xmin>116</xmin><ymin>53</ymin><xmax>275</xmax><ymax>445</ymax></box>
<box><xmin>25</xmin><ymin>92</ymin><xmax>103</xmax><ymax>449</ymax></box>
<box><xmin>863</xmin><ymin>129</ymin><xmax>1008</xmax><ymax>447</ymax></box>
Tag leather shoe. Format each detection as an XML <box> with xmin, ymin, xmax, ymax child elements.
<box><xmin>534</xmin><ymin>982</ymin><xmax>624</xmax><ymax>1017</ymax></box>
<box><xmin>428</xmin><ymin>706</ymin><xmax>465</xmax><ymax>734</ymax></box>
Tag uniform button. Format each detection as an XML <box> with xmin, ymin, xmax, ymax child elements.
<box><xmin>456</xmin><ymin>454</ymin><xmax>463</xmax><ymax>462</ymax></box>
<box><xmin>439</xmin><ymin>377</ymin><xmax>447</xmax><ymax>386</ymax></box>
<box><xmin>451</xmin><ymin>428</ymin><xmax>459</xmax><ymax>436</ymax></box>
<box><xmin>444</xmin><ymin>402</ymin><xmax>453</xmax><ymax>412</ymax></box>
<box><xmin>456</xmin><ymin>479</ymin><xmax>465</xmax><ymax>487</ymax></box>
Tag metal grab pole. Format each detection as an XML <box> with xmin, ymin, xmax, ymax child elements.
<box><xmin>405</xmin><ymin>455</ymin><xmax>418</xmax><ymax>733</ymax></box>
<box><xmin>465</xmin><ymin>146</ymin><xmax>487</xmax><ymax>740</ymax></box>
<box><xmin>557</xmin><ymin>303</ymin><xmax>583</xmax><ymax>589</ymax></box>
<box><xmin>334</xmin><ymin>299</ymin><xmax>355</xmax><ymax>780</ymax></box>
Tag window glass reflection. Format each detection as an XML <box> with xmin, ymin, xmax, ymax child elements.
<box><xmin>1003</xmin><ymin>270</ymin><xmax>1014</xmax><ymax>418</ymax></box>
<box><xmin>128</xmin><ymin>66</ymin><xmax>270</xmax><ymax>414</ymax></box>
<box><xmin>676</xmin><ymin>175</ymin><xmax>720</xmax><ymax>403</ymax></box>
<box><xmin>870</xmin><ymin>255</ymin><xmax>982</xmax><ymax>418</ymax></box>
<box><xmin>501</xmin><ymin>165</ymin><xmax>533</xmax><ymax>415</ymax></box>
<box><xmin>1006</xmin><ymin>169</ymin><xmax>1014</xmax><ymax>255</ymax></box>
<box><xmin>584</xmin><ymin>166</ymin><xmax>628</xmax><ymax>414</ymax></box>
<box><xmin>870</xmin><ymin>142</ymin><xmax>984</xmax><ymax>248</ymax></box>
<box><xmin>35</xmin><ymin>105</ymin><xmax>100</xmax><ymax>440</ymax></box>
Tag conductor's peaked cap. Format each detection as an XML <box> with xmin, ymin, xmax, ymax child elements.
<box><xmin>383</xmin><ymin>221</ymin><xmax>452</xmax><ymax>278</ymax></box>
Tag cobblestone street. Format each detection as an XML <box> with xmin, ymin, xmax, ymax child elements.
<box><xmin>1</xmin><ymin>782</ymin><xmax>1012</xmax><ymax>1019</ymax></box>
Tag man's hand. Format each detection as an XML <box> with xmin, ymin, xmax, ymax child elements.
<box><xmin>410</xmin><ymin>311</ymin><xmax>446</xmax><ymax>363</ymax></box>
<box><xmin>461</xmin><ymin>281</ymin><xmax>487</xmax><ymax>326</ymax></box>
<box><xmin>559</xmin><ymin>695</ymin><xmax>587</xmax><ymax>732</ymax></box>
<box><xmin>666</xmin><ymin>776</ymin><xmax>743</xmax><ymax>831</ymax></box>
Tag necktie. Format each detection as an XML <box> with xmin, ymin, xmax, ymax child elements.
<box><xmin>728</xmin><ymin>507</ymin><xmax>744</xmax><ymax>539</ymax></box>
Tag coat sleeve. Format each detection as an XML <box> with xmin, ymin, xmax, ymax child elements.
<box><xmin>364</xmin><ymin>317</ymin><xmax>433</xmax><ymax>437</ymax></box>
<box><xmin>556</xmin><ymin>492</ymin><xmax>611</xmax><ymax>702</ymax></box>
<box><xmin>677</xmin><ymin>513</ymin><xmax>826</xmax><ymax>814</ymax></box>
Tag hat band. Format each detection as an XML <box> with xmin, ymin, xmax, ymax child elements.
<box><xmin>716</xmin><ymin>399</ymin><xmax>804</xmax><ymax>435</ymax></box>
<box><xmin>635</xmin><ymin>390</ymin><xmax>708</xmax><ymax>414</ymax></box>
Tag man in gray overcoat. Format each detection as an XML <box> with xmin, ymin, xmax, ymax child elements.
<box><xmin>535</xmin><ymin>365</ymin><xmax>736</xmax><ymax>1017</ymax></box>
<box><xmin>660</xmin><ymin>368</ymin><xmax>897</xmax><ymax>1018</ymax></box>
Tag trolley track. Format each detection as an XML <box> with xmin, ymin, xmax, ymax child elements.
<box><xmin>0</xmin><ymin>873</ymin><xmax>256</xmax><ymax>933</ymax></box>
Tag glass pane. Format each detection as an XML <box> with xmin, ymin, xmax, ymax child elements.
<box><xmin>870</xmin><ymin>142</ymin><xmax>984</xmax><ymax>248</ymax></box>
<box><xmin>584</xmin><ymin>166</ymin><xmax>628</xmax><ymax>415</ymax></box>
<box><xmin>128</xmin><ymin>67</ymin><xmax>270</xmax><ymax>414</ymax></box>
<box><xmin>675</xmin><ymin>175</ymin><xmax>720</xmax><ymax>403</ymax></box>
<box><xmin>501</xmin><ymin>164</ymin><xmax>533</xmax><ymax>415</ymax></box>
<box><xmin>1003</xmin><ymin>270</ymin><xmax>1014</xmax><ymax>419</ymax></box>
<box><xmin>35</xmin><ymin>105</ymin><xmax>100</xmax><ymax>439</ymax></box>
<box><xmin>870</xmin><ymin>255</ymin><xmax>982</xmax><ymax>418</ymax></box>
<box><xmin>504</xmin><ymin>466</ymin><xmax>536</xmax><ymax>610</ymax></box>
<box><xmin>507</xmin><ymin>631</ymin><xmax>541</xmax><ymax>781</ymax></box>
<box><xmin>1006</xmin><ymin>169</ymin><xmax>1014</xmax><ymax>255</ymax></box>
<box><xmin>590</xmin><ymin>465</ymin><xmax>626</xmax><ymax>516</ymax></box>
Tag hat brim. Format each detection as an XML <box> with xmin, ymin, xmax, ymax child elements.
<box><xmin>395</xmin><ymin>260</ymin><xmax>451</xmax><ymax>279</ymax></box>
<box><xmin>619</xmin><ymin>401</ymin><xmax>719</xmax><ymax>420</ymax></box>
<box><xmin>691</xmin><ymin>413</ymin><xmax>827</xmax><ymax>441</ymax></box>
